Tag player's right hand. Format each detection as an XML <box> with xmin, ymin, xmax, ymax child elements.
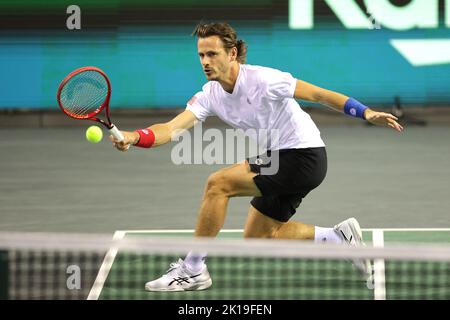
<box><xmin>364</xmin><ymin>110</ymin><xmax>404</xmax><ymax>133</ymax></box>
<box><xmin>110</xmin><ymin>131</ymin><xmax>139</xmax><ymax>152</ymax></box>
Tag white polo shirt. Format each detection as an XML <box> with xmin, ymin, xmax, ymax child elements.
<box><xmin>186</xmin><ymin>64</ymin><xmax>325</xmax><ymax>151</ymax></box>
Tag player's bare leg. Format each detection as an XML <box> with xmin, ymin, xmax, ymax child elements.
<box><xmin>243</xmin><ymin>206</ymin><xmax>315</xmax><ymax>239</ymax></box>
<box><xmin>145</xmin><ymin>161</ymin><xmax>261</xmax><ymax>292</ymax></box>
<box><xmin>194</xmin><ymin>161</ymin><xmax>261</xmax><ymax>237</ymax></box>
<box><xmin>146</xmin><ymin>161</ymin><xmax>371</xmax><ymax>291</ymax></box>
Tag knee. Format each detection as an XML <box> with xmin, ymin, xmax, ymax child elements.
<box><xmin>205</xmin><ymin>171</ymin><xmax>232</xmax><ymax>198</ymax></box>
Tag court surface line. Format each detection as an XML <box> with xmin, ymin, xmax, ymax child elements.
<box><xmin>372</xmin><ymin>229</ymin><xmax>386</xmax><ymax>300</ymax></box>
<box><xmin>376</xmin><ymin>228</ymin><xmax>450</xmax><ymax>232</ymax></box>
<box><xmin>87</xmin><ymin>230</ymin><xmax>126</xmax><ymax>300</ymax></box>
<box><xmin>123</xmin><ymin>229</ymin><xmax>240</xmax><ymax>233</ymax></box>
<box><xmin>121</xmin><ymin>228</ymin><xmax>450</xmax><ymax>234</ymax></box>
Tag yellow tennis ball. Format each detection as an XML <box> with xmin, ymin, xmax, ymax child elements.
<box><xmin>86</xmin><ymin>125</ymin><xmax>103</xmax><ymax>144</ymax></box>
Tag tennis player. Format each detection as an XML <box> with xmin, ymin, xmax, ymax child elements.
<box><xmin>111</xmin><ymin>23</ymin><xmax>403</xmax><ymax>292</ymax></box>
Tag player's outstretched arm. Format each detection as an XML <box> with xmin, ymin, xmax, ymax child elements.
<box><xmin>294</xmin><ymin>79</ymin><xmax>403</xmax><ymax>133</ymax></box>
<box><xmin>111</xmin><ymin>110</ymin><xmax>198</xmax><ymax>151</ymax></box>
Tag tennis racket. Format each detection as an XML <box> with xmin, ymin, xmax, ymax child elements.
<box><xmin>57</xmin><ymin>66</ymin><xmax>125</xmax><ymax>143</ymax></box>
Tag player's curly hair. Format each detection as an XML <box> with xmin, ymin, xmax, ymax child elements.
<box><xmin>192</xmin><ymin>22</ymin><xmax>247</xmax><ymax>64</ymax></box>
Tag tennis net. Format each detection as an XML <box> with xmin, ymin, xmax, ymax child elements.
<box><xmin>0</xmin><ymin>231</ymin><xmax>449</xmax><ymax>300</ymax></box>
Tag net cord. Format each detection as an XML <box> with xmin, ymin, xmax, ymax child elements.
<box><xmin>1</xmin><ymin>231</ymin><xmax>450</xmax><ymax>262</ymax></box>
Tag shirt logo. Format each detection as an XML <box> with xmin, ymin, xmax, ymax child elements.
<box><xmin>188</xmin><ymin>95</ymin><xmax>197</xmax><ymax>105</ymax></box>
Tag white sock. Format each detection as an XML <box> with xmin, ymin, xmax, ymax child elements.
<box><xmin>314</xmin><ymin>226</ymin><xmax>343</xmax><ymax>244</ymax></box>
<box><xmin>183</xmin><ymin>251</ymin><xmax>207</xmax><ymax>273</ymax></box>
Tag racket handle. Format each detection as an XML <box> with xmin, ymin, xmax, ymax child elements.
<box><xmin>109</xmin><ymin>124</ymin><xmax>130</xmax><ymax>150</ymax></box>
<box><xmin>109</xmin><ymin>125</ymin><xmax>125</xmax><ymax>142</ymax></box>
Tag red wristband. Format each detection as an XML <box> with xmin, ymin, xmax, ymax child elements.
<box><xmin>135</xmin><ymin>129</ymin><xmax>155</xmax><ymax>148</ymax></box>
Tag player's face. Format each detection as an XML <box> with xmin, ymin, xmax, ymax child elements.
<box><xmin>197</xmin><ymin>36</ymin><xmax>235</xmax><ymax>81</ymax></box>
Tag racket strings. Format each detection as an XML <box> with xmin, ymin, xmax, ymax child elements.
<box><xmin>61</xmin><ymin>85</ymin><xmax>104</xmax><ymax>116</ymax></box>
<box><xmin>71</xmin><ymin>72</ymin><xmax>106</xmax><ymax>111</ymax></box>
<box><xmin>59</xmin><ymin>71</ymin><xmax>108</xmax><ymax>117</ymax></box>
<box><xmin>64</xmin><ymin>76</ymin><xmax>105</xmax><ymax>115</ymax></box>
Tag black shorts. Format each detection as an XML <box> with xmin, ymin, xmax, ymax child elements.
<box><xmin>247</xmin><ymin>147</ymin><xmax>327</xmax><ymax>222</ymax></box>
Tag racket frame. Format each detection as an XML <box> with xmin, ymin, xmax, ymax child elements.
<box><xmin>57</xmin><ymin>66</ymin><xmax>125</xmax><ymax>142</ymax></box>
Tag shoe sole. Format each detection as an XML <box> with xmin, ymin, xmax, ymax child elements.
<box><xmin>145</xmin><ymin>278</ymin><xmax>212</xmax><ymax>292</ymax></box>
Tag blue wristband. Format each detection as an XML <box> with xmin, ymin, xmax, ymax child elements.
<box><xmin>344</xmin><ymin>98</ymin><xmax>368</xmax><ymax>119</ymax></box>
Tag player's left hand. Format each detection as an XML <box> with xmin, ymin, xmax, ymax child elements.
<box><xmin>364</xmin><ymin>110</ymin><xmax>404</xmax><ymax>133</ymax></box>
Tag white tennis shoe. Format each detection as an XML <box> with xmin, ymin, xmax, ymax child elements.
<box><xmin>334</xmin><ymin>218</ymin><xmax>373</xmax><ymax>280</ymax></box>
<box><xmin>145</xmin><ymin>259</ymin><xmax>212</xmax><ymax>292</ymax></box>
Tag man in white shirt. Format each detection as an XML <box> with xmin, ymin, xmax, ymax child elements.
<box><xmin>112</xmin><ymin>22</ymin><xmax>403</xmax><ymax>292</ymax></box>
